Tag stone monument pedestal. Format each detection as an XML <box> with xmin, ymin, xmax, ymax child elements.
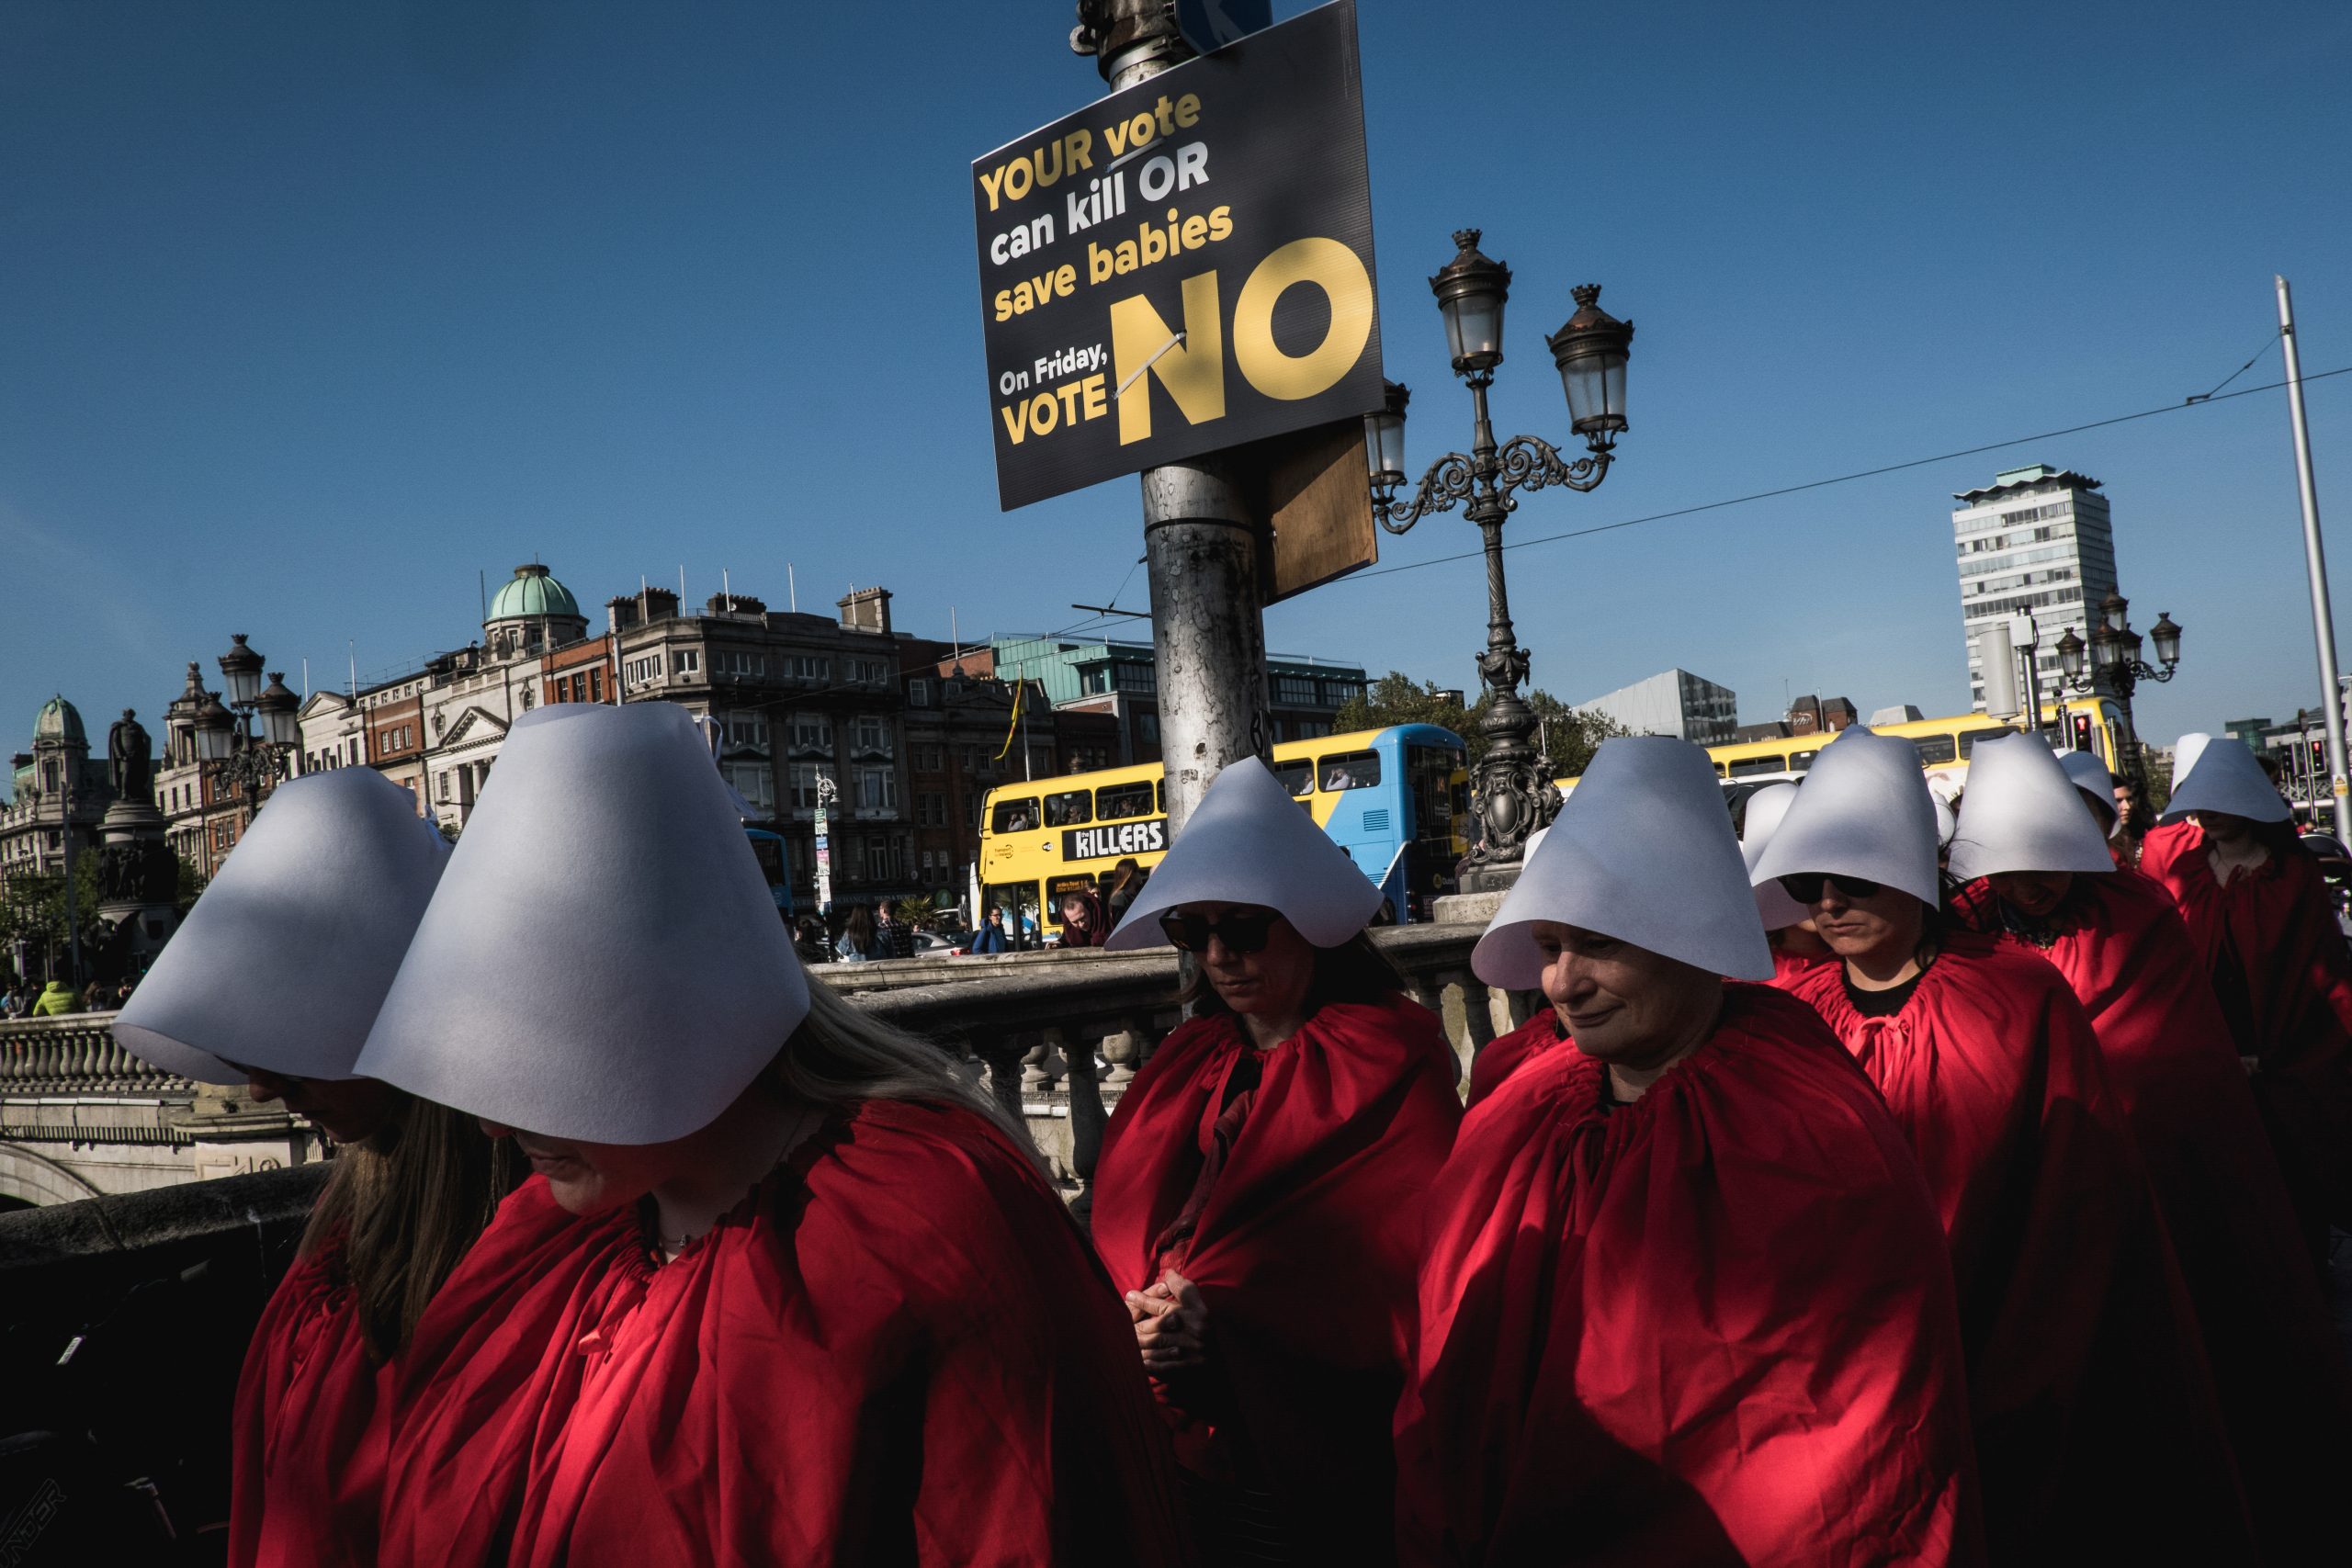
<box><xmin>95</xmin><ymin>799</ymin><xmax>179</xmax><ymax>970</ymax></box>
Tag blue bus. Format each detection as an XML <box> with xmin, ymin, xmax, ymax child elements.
<box><xmin>744</xmin><ymin>826</ymin><xmax>794</xmax><ymax>919</ymax></box>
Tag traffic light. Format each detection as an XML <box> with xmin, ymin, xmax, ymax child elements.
<box><xmin>2070</xmin><ymin>713</ymin><xmax>2094</xmax><ymax>754</ymax></box>
<box><xmin>2313</xmin><ymin>739</ymin><xmax>2326</xmax><ymax>774</ymax></box>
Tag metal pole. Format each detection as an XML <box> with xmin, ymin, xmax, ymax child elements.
<box><xmin>1095</xmin><ymin>5</ymin><xmax>1269</xmax><ymax>836</ymax></box>
<box><xmin>2278</xmin><ymin>276</ymin><xmax>2351</xmax><ymax>848</ymax></box>
<box><xmin>61</xmin><ymin>775</ymin><xmax>82</xmax><ymax>987</ymax></box>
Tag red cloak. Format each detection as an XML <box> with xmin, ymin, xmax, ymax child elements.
<box><xmin>1465</xmin><ymin>1010</ymin><xmax>1560</xmax><ymax>1109</ymax></box>
<box><xmin>1768</xmin><ymin>946</ymin><xmax>1829</xmax><ymax>990</ymax></box>
<box><xmin>228</xmin><ymin>1242</ymin><xmax>383</xmax><ymax>1567</ymax></box>
<box><xmin>376</xmin><ymin>1176</ymin><xmax>644</xmax><ymax>1565</ymax></box>
<box><xmin>1090</xmin><ymin>994</ymin><xmax>1463</xmax><ymax>1560</ymax></box>
<box><xmin>1784</xmin><ymin>933</ymin><xmax>2254</xmax><ymax>1562</ymax></box>
<box><xmin>1396</xmin><ymin>984</ymin><xmax>1982</xmax><ymax>1567</ymax></box>
<box><xmin>1959</xmin><ymin>871</ymin><xmax>2352</xmax><ymax>1562</ymax></box>
<box><xmin>387</xmin><ymin>1099</ymin><xmax>1189</xmax><ymax>1568</ymax></box>
<box><xmin>2142</xmin><ymin>818</ymin><xmax>2352</xmax><ymax>1235</ymax></box>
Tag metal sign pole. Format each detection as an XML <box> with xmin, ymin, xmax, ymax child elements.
<box><xmin>2277</xmin><ymin>275</ymin><xmax>2351</xmax><ymax>848</ymax></box>
<box><xmin>1096</xmin><ymin>9</ymin><xmax>1270</xmax><ymax>836</ymax></box>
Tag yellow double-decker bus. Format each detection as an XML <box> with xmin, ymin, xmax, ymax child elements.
<box><xmin>979</xmin><ymin>725</ymin><xmax>1468</xmax><ymax>943</ymax></box>
<box><xmin>1558</xmin><ymin>695</ymin><xmax>2126</xmax><ymax>795</ymax></box>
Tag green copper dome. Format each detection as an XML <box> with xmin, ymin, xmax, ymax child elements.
<box><xmin>486</xmin><ymin>563</ymin><xmax>582</xmax><ymax>624</ymax></box>
<box><xmin>33</xmin><ymin>694</ymin><xmax>85</xmax><ymax>745</ymax></box>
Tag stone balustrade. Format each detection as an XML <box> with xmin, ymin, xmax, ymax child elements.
<box><xmin>1</xmin><ymin>1011</ymin><xmax>198</xmax><ymax>1095</ymax></box>
<box><xmin>0</xmin><ymin>925</ymin><xmax>1535</xmax><ymax>1213</ymax></box>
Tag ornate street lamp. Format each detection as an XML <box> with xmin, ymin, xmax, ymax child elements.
<box><xmin>2051</xmin><ymin>598</ymin><xmax>2185</xmax><ymax>790</ymax></box>
<box><xmin>189</xmin><ymin>637</ymin><xmax>300</xmax><ymax>866</ymax></box>
<box><xmin>1366</xmin><ymin>228</ymin><xmax>1634</xmax><ymax>889</ymax></box>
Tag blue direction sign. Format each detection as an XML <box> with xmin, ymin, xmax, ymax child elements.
<box><xmin>1176</xmin><ymin>0</ymin><xmax>1272</xmax><ymax>53</ymax></box>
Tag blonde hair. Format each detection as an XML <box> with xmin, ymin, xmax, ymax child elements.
<box><xmin>771</xmin><ymin>975</ymin><xmax>1035</xmax><ymax>1159</ymax></box>
<box><xmin>300</xmin><ymin>1092</ymin><xmax>521</xmax><ymax>1361</ymax></box>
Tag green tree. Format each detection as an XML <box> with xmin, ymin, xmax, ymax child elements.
<box><xmin>0</xmin><ymin>855</ymin><xmax>107</xmax><ymax>983</ymax></box>
<box><xmin>1336</xmin><ymin>671</ymin><xmax>1626</xmax><ymax>775</ymax></box>
<box><xmin>175</xmin><ymin>853</ymin><xmax>209</xmax><ymax>916</ymax></box>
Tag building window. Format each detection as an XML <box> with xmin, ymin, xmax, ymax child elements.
<box><xmin>856</xmin><ymin>766</ymin><xmax>899</xmax><ymax>812</ymax></box>
<box><xmin>850</xmin><ymin>716</ymin><xmax>892</xmax><ymax>757</ymax></box>
<box><xmin>907</xmin><ymin>678</ymin><xmax>933</xmax><ymax>706</ymax></box>
<box><xmin>865</xmin><ymin>838</ymin><xmax>898</xmax><ymax>881</ymax></box>
<box><xmin>723</xmin><ymin>761</ymin><xmax>775</xmax><ymax>815</ymax></box>
<box><xmin>916</xmin><ymin>791</ymin><xmax>947</xmax><ymax>827</ymax></box>
<box><xmin>783</xmin><ymin>654</ymin><xmax>830</xmax><ymax>682</ymax></box>
<box><xmin>847</xmin><ymin>657</ymin><xmax>889</xmax><ymax>685</ymax></box>
<box><xmin>914</xmin><ymin>744</ymin><xmax>944</xmax><ymax>773</ymax></box>
<box><xmin>625</xmin><ymin>654</ymin><xmax>663</xmax><ymax>687</ymax></box>
<box><xmin>673</xmin><ymin>649</ymin><xmax>703</xmax><ymax>677</ymax></box>
<box><xmin>1114</xmin><ymin>662</ymin><xmax>1158</xmax><ymax>695</ymax></box>
<box><xmin>790</xmin><ymin>714</ymin><xmax>832</xmax><ymax>754</ymax></box>
<box><xmin>789</xmin><ymin>763</ymin><xmax>822</xmax><ymax>810</ymax></box>
<box><xmin>725</xmin><ymin>713</ymin><xmax>769</xmax><ymax>750</ymax></box>
<box><xmin>588</xmin><ymin>667</ymin><xmax>605</xmax><ymax>703</ymax></box>
<box><xmin>437</xmin><ymin>772</ymin><xmax>451</xmax><ymax>802</ymax></box>
<box><xmin>1137</xmin><ymin>713</ymin><xmax>1159</xmax><ymax>744</ymax></box>
<box><xmin>1273</xmin><ymin>675</ymin><xmax>1317</xmax><ymax>705</ymax></box>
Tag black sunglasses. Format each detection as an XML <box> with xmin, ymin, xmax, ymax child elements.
<box><xmin>1159</xmin><ymin>908</ymin><xmax>1279</xmax><ymax>953</ymax></box>
<box><xmin>1776</xmin><ymin>872</ymin><xmax>1884</xmax><ymax>903</ymax></box>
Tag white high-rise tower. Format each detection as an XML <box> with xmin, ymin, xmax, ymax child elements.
<box><xmin>1951</xmin><ymin>464</ymin><xmax>2118</xmax><ymax>712</ymax></box>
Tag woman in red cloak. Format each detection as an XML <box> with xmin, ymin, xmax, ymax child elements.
<box><xmin>1091</xmin><ymin>756</ymin><xmax>1463</xmax><ymax>1564</ymax></box>
<box><xmin>1756</xmin><ymin>728</ymin><xmax>2255</xmax><ymax>1562</ymax></box>
<box><xmin>2141</xmin><ymin>734</ymin><xmax>2352</xmax><ymax>1258</ymax></box>
<box><xmin>1948</xmin><ymin>734</ymin><xmax>2352</xmax><ymax>1562</ymax></box>
<box><xmin>1402</xmin><ymin>738</ymin><xmax>1981</xmax><ymax>1567</ymax></box>
<box><xmin>109</xmin><ymin>769</ymin><xmax>516</xmax><ymax>1568</ymax></box>
<box><xmin>356</xmin><ymin>702</ymin><xmax>1188</xmax><ymax>1566</ymax></box>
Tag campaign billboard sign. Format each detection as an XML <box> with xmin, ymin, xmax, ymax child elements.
<box><xmin>1063</xmin><ymin>818</ymin><xmax>1168</xmax><ymax>862</ymax></box>
<box><xmin>973</xmin><ymin>0</ymin><xmax>1381</xmax><ymax>510</ymax></box>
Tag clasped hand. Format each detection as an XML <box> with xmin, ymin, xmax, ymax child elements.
<box><xmin>1125</xmin><ymin>1268</ymin><xmax>1209</xmax><ymax>1372</ymax></box>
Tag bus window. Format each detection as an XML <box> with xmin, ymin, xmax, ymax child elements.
<box><xmin>1789</xmin><ymin>750</ymin><xmax>1818</xmax><ymax>772</ymax></box>
<box><xmin>1728</xmin><ymin>755</ymin><xmax>1791</xmax><ymax>778</ymax></box>
<box><xmin>1911</xmin><ymin>735</ymin><xmax>1959</xmax><ymax>766</ymax></box>
<box><xmin>1156</xmin><ymin>780</ymin><xmax>1166</xmax><ymax>813</ymax></box>
<box><xmin>1098</xmin><ymin>781</ymin><xmax>1155</xmax><ymax>820</ymax></box>
<box><xmin>1958</xmin><ymin>726</ymin><xmax>2016</xmax><ymax>758</ymax></box>
<box><xmin>1319</xmin><ymin>750</ymin><xmax>1382</xmax><ymax>791</ymax></box>
<box><xmin>984</xmin><ymin>882</ymin><xmax>1043</xmax><ymax>949</ymax></box>
<box><xmin>1044</xmin><ymin>789</ymin><xmax>1091</xmax><ymax>827</ymax></box>
<box><xmin>989</xmin><ymin>796</ymin><xmax>1039</xmax><ymax>834</ymax></box>
<box><xmin>1272</xmin><ymin>758</ymin><xmax>1314</xmax><ymax>797</ymax></box>
<box><xmin>1045</xmin><ymin>874</ymin><xmax>1094</xmax><ymax>926</ymax></box>
<box><xmin>1406</xmin><ymin>745</ymin><xmax>1462</xmax><ymax>838</ymax></box>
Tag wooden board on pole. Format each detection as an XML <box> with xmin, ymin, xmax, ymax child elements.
<box><xmin>1238</xmin><ymin>416</ymin><xmax>1379</xmax><ymax>604</ymax></box>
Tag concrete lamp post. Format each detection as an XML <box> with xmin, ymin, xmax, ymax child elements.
<box><xmin>1365</xmin><ymin>229</ymin><xmax>1634</xmax><ymax>891</ymax></box>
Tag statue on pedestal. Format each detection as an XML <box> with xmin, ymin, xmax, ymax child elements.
<box><xmin>108</xmin><ymin>709</ymin><xmax>153</xmax><ymax>804</ymax></box>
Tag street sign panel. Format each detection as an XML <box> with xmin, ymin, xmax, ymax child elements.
<box><xmin>973</xmin><ymin>0</ymin><xmax>1381</xmax><ymax>511</ymax></box>
<box><xmin>1175</xmin><ymin>0</ymin><xmax>1271</xmax><ymax>53</ymax></box>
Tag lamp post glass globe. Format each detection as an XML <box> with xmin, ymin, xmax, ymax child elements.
<box><xmin>1364</xmin><ymin>379</ymin><xmax>1410</xmax><ymax>488</ymax></box>
<box><xmin>2091</xmin><ymin>622</ymin><xmax>2123</xmax><ymax>673</ymax></box>
<box><xmin>2150</xmin><ymin>611</ymin><xmax>2183</xmax><ymax>668</ymax></box>
<box><xmin>255</xmin><ymin>672</ymin><xmax>300</xmax><ymax>749</ymax></box>
<box><xmin>2056</xmin><ymin>627</ymin><xmax>2086</xmax><ymax>683</ymax></box>
<box><xmin>1546</xmin><ymin>284</ymin><xmax>1634</xmax><ymax>438</ymax></box>
<box><xmin>218</xmin><ymin>634</ymin><xmax>265</xmax><ymax>707</ymax></box>
<box><xmin>2101</xmin><ymin>593</ymin><xmax>2130</xmax><ymax>636</ymax></box>
<box><xmin>194</xmin><ymin>697</ymin><xmax>233</xmax><ymax>763</ymax></box>
<box><xmin>1430</xmin><ymin>229</ymin><xmax>1510</xmax><ymax>375</ymax></box>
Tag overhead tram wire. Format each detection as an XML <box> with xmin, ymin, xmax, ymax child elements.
<box><xmin>1330</xmin><ymin>364</ymin><xmax>2352</xmax><ymax>589</ymax></box>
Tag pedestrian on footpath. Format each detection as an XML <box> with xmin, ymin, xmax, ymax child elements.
<box><xmin>2139</xmin><ymin>734</ymin><xmax>2352</xmax><ymax>1263</ymax></box>
<box><xmin>971</xmin><ymin>907</ymin><xmax>1011</xmax><ymax>953</ymax></box>
<box><xmin>110</xmin><ymin>767</ymin><xmax>526</xmax><ymax>1568</ymax></box>
<box><xmin>1399</xmin><ymin>739</ymin><xmax>1980</xmax><ymax>1567</ymax></box>
<box><xmin>1091</xmin><ymin>757</ymin><xmax>1461</xmax><ymax>1565</ymax></box>
<box><xmin>1756</xmin><ymin>728</ymin><xmax>2255</xmax><ymax>1562</ymax></box>
<box><xmin>1949</xmin><ymin>734</ymin><xmax>2352</xmax><ymax>1562</ymax></box>
<box><xmin>357</xmin><ymin>702</ymin><xmax>1188</xmax><ymax>1567</ymax></box>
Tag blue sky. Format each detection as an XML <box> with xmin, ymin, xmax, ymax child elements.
<box><xmin>6</xmin><ymin>0</ymin><xmax>2349</xmax><ymax>758</ymax></box>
